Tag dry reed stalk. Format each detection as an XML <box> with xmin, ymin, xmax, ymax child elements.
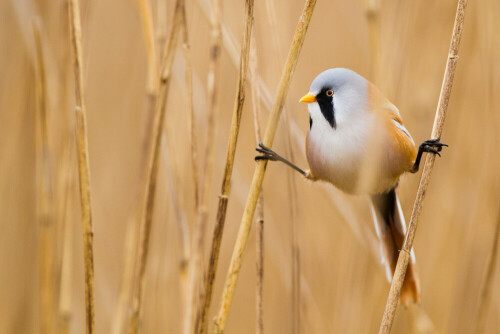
<box><xmin>378</xmin><ymin>1</ymin><xmax>468</xmax><ymax>333</ymax></box>
<box><xmin>138</xmin><ymin>0</ymin><xmax>158</xmax><ymax>97</ymax></box>
<box><xmin>179</xmin><ymin>0</ymin><xmax>196</xmax><ymax>267</ymax></box>
<box><xmin>156</xmin><ymin>0</ymin><xmax>168</xmax><ymax>61</ymax></box>
<box><xmin>138</xmin><ymin>0</ymin><xmax>160</xmax><ymax>173</ymax></box>
<box><xmin>160</xmin><ymin>134</ymin><xmax>191</xmax><ymax>298</ymax></box>
<box><xmin>54</xmin><ymin>8</ymin><xmax>74</xmax><ymax>329</ymax></box>
<box><xmin>111</xmin><ymin>1</ymin><xmax>159</xmax><ymax>331</ymax></box>
<box><xmin>365</xmin><ymin>0</ymin><xmax>381</xmax><ymax>84</ymax></box>
<box><xmin>183</xmin><ymin>0</ymin><xmax>223</xmax><ymax>330</ymax></box>
<box><xmin>34</xmin><ymin>26</ymin><xmax>56</xmax><ymax>334</ymax></box>
<box><xmin>194</xmin><ymin>1</ymin><xmax>254</xmax><ymax>333</ymax></box>
<box><xmin>255</xmin><ymin>196</ymin><xmax>264</xmax><ymax>334</ymax></box>
<box><xmin>249</xmin><ymin>30</ymin><xmax>264</xmax><ymax>334</ymax></box>
<box><xmin>129</xmin><ymin>0</ymin><xmax>184</xmax><ymax>331</ymax></box>
<box><xmin>58</xmin><ymin>181</ymin><xmax>74</xmax><ymax>334</ymax></box>
<box><xmin>68</xmin><ymin>0</ymin><xmax>96</xmax><ymax>332</ymax></box>
<box><xmin>112</xmin><ymin>220</ymin><xmax>138</xmax><ymax>334</ymax></box>
<box><xmin>212</xmin><ymin>1</ymin><xmax>317</xmax><ymax>332</ymax></box>
<box><xmin>181</xmin><ymin>4</ymin><xmax>200</xmax><ymax>212</ymax></box>
<box><xmin>474</xmin><ymin>205</ymin><xmax>500</xmax><ymax>334</ymax></box>
<box><xmin>264</xmin><ymin>1</ymin><xmax>302</xmax><ymax>330</ymax></box>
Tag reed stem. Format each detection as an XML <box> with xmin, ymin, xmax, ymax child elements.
<box><xmin>194</xmin><ymin>1</ymin><xmax>254</xmax><ymax>333</ymax></box>
<box><xmin>250</xmin><ymin>30</ymin><xmax>264</xmax><ymax>334</ymax></box>
<box><xmin>34</xmin><ymin>25</ymin><xmax>56</xmax><ymax>334</ymax></box>
<box><xmin>378</xmin><ymin>1</ymin><xmax>468</xmax><ymax>333</ymax></box>
<box><xmin>474</xmin><ymin>204</ymin><xmax>500</xmax><ymax>334</ymax></box>
<box><xmin>129</xmin><ymin>0</ymin><xmax>184</xmax><ymax>331</ymax></box>
<box><xmin>68</xmin><ymin>0</ymin><xmax>96</xmax><ymax>332</ymax></box>
<box><xmin>212</xmin><ymin>1</ymin><xmax>317</xmax><ymax>332</ymax></box>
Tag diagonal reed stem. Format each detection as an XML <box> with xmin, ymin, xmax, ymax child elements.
<box><xmin>68</xmin><ymin>0</ymin><xmax>96</xmax><ymax>333</ymax></box>
<box><xmin>129</xmin><ymin>0</ymin><xmax>184</xmax><ymax>331</ymax></box>
<box><xmin>249</xmin><ymin>29</ymin><xmax>265</xmax><ymax>334</ymax></box>
<box><xmin>378</xmin><ymin>1</ymin><xmax>468</xmax><ymax>333</ymax></box>
<box><xmin>195</xmin><ymin>1</ymin><xmax>254</xmax><ymax>333</ymax></box>
<box><xmin>212</xmin><ymin>1</ymin><xmax>317</xmax><ymax>332</ymax></box>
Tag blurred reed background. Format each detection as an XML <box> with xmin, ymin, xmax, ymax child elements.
<box><xmin>1</xmin><ymin>0</ymin><xmax>499</xmax><ymax>333</ymax></box>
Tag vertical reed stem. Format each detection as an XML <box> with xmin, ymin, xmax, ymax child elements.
<box><xmin>183</xmin><ymin>0</ymin><xmax>223</xmax><ymax>331</ymax></box>
<box><xmin>366</xmin><ymin>0</ymin><xmax>381</xmax><ymax>84</ymax></box>
<box><xmin>34</xmin><ymin>26</ymin><xmax>56</xmax><ymax>334</ymax></box>
<box><xmin>378</xmin><ymin>1</ymin><xmax>468</xmax><ymax>333</ymax></box>
<box><xmin>474</xmin><ymin>204</ymin><xmax>500</xmax><ymax>334</ymax></box>
<box><xmin>68</xmin><ymin>0</ymin><xmax>96</xmax><ymax>332</ymax></box>
<box><xmin>195</xmin><ymin>1</ymin><xmax>254</xmax><ymax>333</ymax></box>
<box><xmin>212</xmin><ymin>1</ymin><xmax>317</xmax><ymax>332</ymax></box>
<box><xmin>130</xmin><ymin>0</ymin><xmax>184</xmax><ymax>331</ymax></box>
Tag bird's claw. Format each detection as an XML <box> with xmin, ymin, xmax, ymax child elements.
<box><xmin>255</xmin><ymin>142</ymin><xmax>278</xmax><ymax>161</ymax></box>
<box><xmin>420</xmin><ymin>137</ymin><xmax>448</xmax><ymax>156</ymax></box>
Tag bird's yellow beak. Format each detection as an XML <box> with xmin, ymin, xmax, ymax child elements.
<box><xmin>299</xmin><ymin>93</ymin><xmax>316</xmax><ymax>103</ymax></box>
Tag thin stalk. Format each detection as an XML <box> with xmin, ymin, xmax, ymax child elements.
<box><xmin>250</xmin><ymin>30</ymin><xmax>264</xmax><ymax>334</ymax></box>
<box><xmin>180</xmin><ymin>0</ymin><xmax>195</xmax><ymax>282</ymax></box>
<box><xmin>68</xmin><ymin>0</ymin><xmax>96</xmax><ymax>332</ymax></box>
<box><xmin>255</xmin><ymin>194</ymin><xmax>264</xmax><ymax>334</ymax></box>
<box><xmin>112</xmin><ymin>219</ymin><xmax>137</xmax><ymax>334</ymax></box>
<box><xmin>195</xmin><ymin>1</ymin><xmax>254</xmax><ymax>333</ymax></box>
<box><xmin>34</xmin><ymin>26</ymin><xmax>56</xmax><ymax>334</ymax></box>
<box><xmin>161</xmin><ymin>135</ymin><xmax>191</xmax><ymax>302</ymax></box>
<box><xmin>264</xmin><ymin>0</ymin><xmax>302</xmax><ymax>329</ymax></box>
<box><xmin>474</xmin><ymin>205</ymin><xmax>500</xmax><ymax>334</ymax></box>
<box><xmin>212</xmin><ymin>1</ymin><xmax>317</xmax><ymax>332</ymax></box>
<box><xmin>112</xmin><ymin>1</ymin><xmax>159</xmax><ymax>332</ymax></box>
<box><xmin>365</xmin><ymin>0</ymin><xmax>381</xmax><ymax>84</ymax></box>
<box><xmin>378</xmin><ymin>1</ymin><xmax>468</xmax><ymax>333</ymax></box>
<box><xmin>156</xmin><ymin>0</ymin><xmax>168</xmax><ymax>61</ymax></box>
<box><xmin>138</xmin><ymin>0</ymin><xmax>158</xmax><ymax>97</ymax></box>
<box><xmin>180</xmin><ymin>2</ymin><xmax>200</xmax><ymax>212</ymax></box>
<box><xmin>58</xmin><ymin>179</ymin><xmax>74</xmax><ymax>334</ymax></box>
<box><xmin>55</xmin><ymin>7</ymin><xmax>73</xmax><ymax>329</ymax></box>
<box><xmin>129</xmin><ymin>0</ymin><xmax>184</xmax><ymax>331</ymax></box>
<box><xmin>183</xmin><ymin>0</ymin><xmax>223</xmax><ymax>330</ymax></box>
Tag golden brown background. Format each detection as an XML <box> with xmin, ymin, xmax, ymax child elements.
<box><xmin>1</xmin><ymin>0</ymin><xmax>499</xmax><ymax>333</ymax></box>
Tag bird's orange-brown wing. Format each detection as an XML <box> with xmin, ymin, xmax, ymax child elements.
<box><xmin>367</xmin><ymin>82</ymin><xmax>417</xmax><ymax>172</ymax></box>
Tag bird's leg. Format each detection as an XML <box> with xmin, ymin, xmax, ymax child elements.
<box><xmin>255</xmin><ymin>142</ymin><xmax>315</xmax><ymax>180</ymax></box>
<box><xmin>410</xmin><ymin>137</ymin><xmax>448</xmax><ymax>173</ymax></box>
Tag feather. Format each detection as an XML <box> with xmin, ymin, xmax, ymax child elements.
<box><xmin>371</xmin><ymin>187</ymin><xmax>420</xmax><ymax>305</ymax></box>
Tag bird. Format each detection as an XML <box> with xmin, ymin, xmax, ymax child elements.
<box><xmin>255</xmin><ymin>68</ymin><xmax>447</xmax><ymax>305</ymax></box>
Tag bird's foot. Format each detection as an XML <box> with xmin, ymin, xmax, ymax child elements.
<box><xmin>254</xmin><ymin>142</ymin><xmax>279</xmax><ymax>161</ymax></box>
<box><xmin>420</xmin><ymin>137</ymin><xmax>448</xmax><ymax>157</ymax></box>
<box><xmin>254</xmin><ymin>142</ymin><xmax>307</xmax><ymax>176</ymax></box>
<box><xmin>411</xmin><ymin>137</ymin><xmax>448</xmax><ymax>173</ymax></box>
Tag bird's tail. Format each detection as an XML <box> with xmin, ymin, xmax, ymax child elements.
<box><xmin>370</xmin><ymin>187</ymin><xmax>420</xmax><ymax>305</ymax></box>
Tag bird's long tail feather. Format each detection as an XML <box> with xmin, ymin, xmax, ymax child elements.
<box><xmin>371</xmin><ymin>187</ymin><xmax>420</xmax><ymax>305</ymax></box>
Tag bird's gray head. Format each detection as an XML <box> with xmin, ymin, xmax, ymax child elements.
<box><xmin>300</xmin><ymin>68</ymin><xmax>368</xmax><ymax>130</ymax></box>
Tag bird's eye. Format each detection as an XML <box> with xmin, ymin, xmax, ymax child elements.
<box><xmin>326</xmin><ymin>89</ymin><xmax>334</xmax><ymax>97</ymax></box>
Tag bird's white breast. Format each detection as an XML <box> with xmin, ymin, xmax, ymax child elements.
<box><xmin>306</xmin><ymin>102</ymin><xmax>373</xmax><ymax>193</ymax></box>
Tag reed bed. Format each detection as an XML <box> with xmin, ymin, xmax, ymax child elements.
<box><xmin>2</xmin><ymin>0</ymin><xmax>500</xmax><ymax>333</ymax></box>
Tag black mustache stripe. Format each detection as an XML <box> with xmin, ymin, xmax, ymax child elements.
<box><xmin>317</xmin><ymin>97</ymin><xmax>336</xmax><ymax>129</ymax></box>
